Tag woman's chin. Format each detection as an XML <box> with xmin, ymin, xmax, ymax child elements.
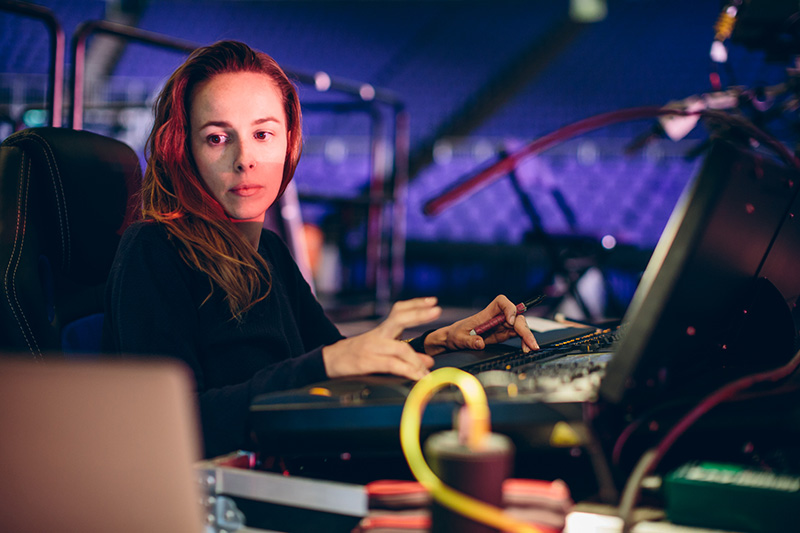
<box><xmin>229</xmin><ymin>215</ymin><xmax>266</xmax><ymax>224</ymax></box>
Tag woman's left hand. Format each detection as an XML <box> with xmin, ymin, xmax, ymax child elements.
<box><xmin>422</xmin><ymin>294</ymin><xmax>539</xmax><ymax>356</ymax></box>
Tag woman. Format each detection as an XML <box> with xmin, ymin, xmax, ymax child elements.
<box><xmin>103</xmin><ymin>40</ymin><xmax>538</xmax><ymax>458</ymax></box>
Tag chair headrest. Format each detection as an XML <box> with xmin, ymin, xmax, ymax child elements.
<box><xmin>1</xmin><ymin>127</ymin><xmax>142</xmax><ymax>283</ymax></box>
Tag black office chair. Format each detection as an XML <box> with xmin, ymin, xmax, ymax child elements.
<box><xmin>0</xmin><ymin>127</ymin><xmax>141</xmax><ymax>358</ymax></box>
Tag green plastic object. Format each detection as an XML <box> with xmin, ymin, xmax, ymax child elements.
<box><xmin>664</xmin><ymin>462</ymin><xmax>800</xmax><ymax>533</ymax></box>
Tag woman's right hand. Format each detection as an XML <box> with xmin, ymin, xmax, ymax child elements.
<box><xmin>321</xmin><ymin>297</ymin><xmax>442</xmax><ymax>381</ymax></box>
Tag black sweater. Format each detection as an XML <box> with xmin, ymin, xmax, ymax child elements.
<box><xmin>102</xmin><ymin>221</ymin><xmax>344</xmax><ymax>457</ymax></box>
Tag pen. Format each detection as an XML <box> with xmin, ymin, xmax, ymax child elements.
<box><xmin>469</xmin><ymin>295</ymin><xmax>545</xmax><ymax>336</ymax></box>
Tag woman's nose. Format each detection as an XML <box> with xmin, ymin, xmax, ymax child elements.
<box><xmin>234</xmin><ymin>142</ymin><xmax>257</xmax><ymax>172</ymax></box>
<box><xmin>235</xmin><ymin>160</ymin><xmax>256</xmax><ymax>172</ymax></box>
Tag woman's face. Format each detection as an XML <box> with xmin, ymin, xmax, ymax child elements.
<box><xmin>189</xmin><ymin>71</ymin><xmax>288</xmax><ymax>223</ymax></box>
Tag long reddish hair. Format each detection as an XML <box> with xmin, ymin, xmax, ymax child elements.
<box><xmin>142</xmin><ymin>40</ymin><xmax>303</xmax><ymax>319</ymax></box>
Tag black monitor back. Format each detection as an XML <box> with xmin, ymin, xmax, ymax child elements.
<box><xmin>601</xmin><ymin>138</ymin><xmax>800</xmax><ymax>414</ymax></box>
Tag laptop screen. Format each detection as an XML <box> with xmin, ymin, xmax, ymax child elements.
<box><xmin>0</xmin><ymin>357</ymin><xmax>206</xmax><ymax>533</ymax></box>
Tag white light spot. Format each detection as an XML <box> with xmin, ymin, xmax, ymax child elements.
<box><xmin>359</xmin><ymin>84</ymin><xmax>375</xmax><ymax>101</ymax></box>
<box><xmin>324</xmin><ymin>137</ymin><xmax>347</xmax><ymax>164</ymax></box>
<box><xmin>710</xmin><ymin>40</ymin><xmax>728</xmax><ymax>63</ymax></box>
<box><xmin>569</xmin><ymin>0</ymin><xmax>607</xmax><ymax>22</ymax></box>
<box><xmin>433</xmin><ymin>140</ymin><xmax>453</xmax><ymax>165</ymax></box>
<box><xmin>601</xmin><ymin>234</ymin><xmax>617</xmax><ymax>250</ymax></box>
<box><xmin>577</xmin><ymin>140</ymin><xmax>598</xmax><ymax>166</ymax></box>
<box><xmin>472</xmin><ymin>139</ymin><xmax>495</xmax><ymax>162</ymax></box>
<box><xmin>314</xmin><ymin>72</ymin><xmax>331</xmax><ymax>92</ymax></box>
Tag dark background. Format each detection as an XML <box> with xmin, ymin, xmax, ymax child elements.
<box><xmin>2</xmin><ymin>0</ymin><xmax>796</xmax><ymax>319</ymax></box>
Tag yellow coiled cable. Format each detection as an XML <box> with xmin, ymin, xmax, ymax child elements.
<box><xmin>399</xmin><ymin>367</ymin><xmax>544</xmax><ymax>533</ymax></box>
<box><xmin>714</xmin><ymin>8</ymin><xmax>737</xmax><ymax>42</ymax></box>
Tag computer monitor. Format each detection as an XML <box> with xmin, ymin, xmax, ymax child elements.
<box><xmin>601</xmin><ymin>137</ymin><xmax>800</xmax><ymax>413</ymax></box>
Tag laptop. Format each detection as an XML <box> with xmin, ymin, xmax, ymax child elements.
<box><xmin>249</xmin><ymin>137</ymin><xmax>800</xmax><ymax>486</ymax></box>
<box><xmin>0</xmin><ymin>357</ymin><xmax>206</xmax><ymax>533</ymax></box>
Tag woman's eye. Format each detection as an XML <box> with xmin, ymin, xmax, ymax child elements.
<box><xmin>207</xmin><ymin>134</ymin><xmax>226</xmax><ymax>145</ymax></box>
<box><xmin>255</xmin><ymin>131</ymin><xmax>272</xmax><ymax>140</ymax></box>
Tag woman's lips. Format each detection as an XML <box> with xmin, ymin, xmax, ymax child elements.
<box><xmin>229</xmin><ymin>185</ymin><xmax>262</xmax><ymax>197</ymax></box>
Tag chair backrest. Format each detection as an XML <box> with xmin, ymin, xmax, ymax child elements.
<box><xmin>0</xmin><ymin>127</ymin><xmax>141</xmax><ymax>357</ymax></box>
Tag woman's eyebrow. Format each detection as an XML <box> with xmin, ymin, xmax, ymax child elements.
<box><xmin>198</xmin><ymin>117</ymin><xmax>281</xmax><ymax>130</ymax></box>
<box><xmin>252</xmin><ymin>116</ymin><xmax>281</xmax><ymax>126</ymax></box>
<box><xmin>198</xmin><ymin>120</ymin><xmax>231</xmax><ymax>130</ymax></box>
